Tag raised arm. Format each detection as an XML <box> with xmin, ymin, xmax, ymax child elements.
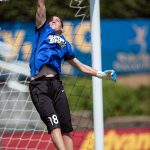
<box><xmin>36</xmin><ymin>0</ymin><xmax>46</xmax><ymax>29</ymax></box>
<box><xmin>67</xmin><ymin>58</ymin><xmax>117</xmax><ymax>81</ymax></box>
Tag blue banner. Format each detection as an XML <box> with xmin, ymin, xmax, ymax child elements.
<box><xmin>0</xmin><ymin>19</ymin><xmax>150</xmax><ymax>76</ymax></box>
<box><xmin>101</xmin><ymin>19</ymin><xmax>150</xmax><ymax>74</ymax></box>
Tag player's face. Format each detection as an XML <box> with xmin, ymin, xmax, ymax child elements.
<box><xmin>49</xmin><ymin>16</ymin><xmax>63</xmax><ymax>35</ymax></box>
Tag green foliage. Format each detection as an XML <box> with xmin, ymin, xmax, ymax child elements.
<box><xmin>0</xmin><ymin>0</ymin><xmax>36</xmax><ymax>21</ymax></box>
<box><xmin>103</xmin><ymin>80</ymin><xmax>149</xmax><ymax>118</ymax></box>
<box><xmin>62</xmin><ymin>76</ymin><xmax>150</xmax><ymax>119</ymax></box>
<box><xmin>101</xmin><ymin>0</ymin><xmax>150</xmax><ymax>18</ymax></box>
<box><xmin>0</xmin><ymin>0</ymin><xmax>77</xmax><ymax>21</ymax></box>
<box><xmin>0</xmin><ymin>0</ymin><xmax>150</xmax><ymax>21</ymax></box>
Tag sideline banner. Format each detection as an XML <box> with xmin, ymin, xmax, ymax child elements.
<box><xmin>2</xmin><ymin>128</ymin><xmax>150</xmax><ymax>150</ymax></box>
<box><xmin>0</xmin><ymin>20</ymin><xmax>150</xmax><ymax>75</ymax></box>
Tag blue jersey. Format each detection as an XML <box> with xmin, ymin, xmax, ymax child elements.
<box><xmin>29</xmin><ymin>21</ymin><xmax>75</xmax><ymax>77</ymax></box>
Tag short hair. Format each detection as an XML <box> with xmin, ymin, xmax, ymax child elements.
<box><xmin>48</xmin><ymin>16</ymin><xmax>64</xmax><ymax>28</ymax></box>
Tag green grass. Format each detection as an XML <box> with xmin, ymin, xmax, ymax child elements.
<box><xmin>62</xmin><ymin>76</ymin><xmax>150</xmax><ymax>119</ymax></box>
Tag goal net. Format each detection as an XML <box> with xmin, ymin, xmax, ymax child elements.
<box><xmin>0</xmin><ymin>2</ymin><xmax>94</xmax><ymax>150</ymax></box>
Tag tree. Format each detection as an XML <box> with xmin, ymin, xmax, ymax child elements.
<box><xmin>0</xmin><ymin>0</ymin><xmax>150</xmax><ymax>21</ymax></box>
<box><xmin>101</xmin><ymin>0</ymin><xmax>150</xmax><ymax>18</ymax></box>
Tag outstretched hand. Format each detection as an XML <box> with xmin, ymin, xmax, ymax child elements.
<box><xmin>103</xmin><ymin>70</ymin><xmax>117</xmax><ymax>82</ymax></box>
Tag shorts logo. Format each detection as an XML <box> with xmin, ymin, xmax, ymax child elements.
<box><xmin>49</xmin><ymin>35</ymin><xmax>66</xmax><ymax>48</ymax></box>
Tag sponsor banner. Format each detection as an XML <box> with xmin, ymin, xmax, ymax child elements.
<box><xmin>81</xmin><ymin>128</ymin><xmax>150</xmax><ymax>150</ymax></box>
<box><xmin>101</xmin><ymin>20</ymin><xmax>150</xmax><ymax>74</ymax></box>
<box><xmin>1</xmin><ymin>128</ymin><xmax>150</xmax><ymax>150</ymax></box>
<box><xmin>0</xmin><ymin>20</ymin><xmax>150</xmax><ymax>75</ymax></box>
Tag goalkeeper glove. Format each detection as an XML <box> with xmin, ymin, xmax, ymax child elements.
<box><xmin>96</xmin><ymin>70</ymin><xmax>117</xmax><ymax>82</ymax></box>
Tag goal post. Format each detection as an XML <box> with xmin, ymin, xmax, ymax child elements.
<box><xmin>90</xmin><ymin>0</ymin><xmax>104</xmax><ymax>150</ymax></box>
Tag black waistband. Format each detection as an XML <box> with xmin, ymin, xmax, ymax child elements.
<box><xmin>30</xmin><ymin>75</ymin><xmax>60</xmax><ymax>82</ymax></box>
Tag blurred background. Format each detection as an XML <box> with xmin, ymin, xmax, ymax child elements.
<box><xmin>0</xmin><ymin>0</ymin><xmax>150</xmax><ymax>149</ymax></box>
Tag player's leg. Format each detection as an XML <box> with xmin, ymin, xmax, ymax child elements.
<box><xmin>29</xmin><ymin>78</ymin><xmax>66</xmax><ymax>149</ymax></box>
<box><xmin>51</xmin><ymin>128</ymin><xmax>66</xmax><ymax>150</ymax></box>
<box><xmin>51</xmin><ymin>79</ymin><xmax>74</xmax><ymax>150</ymax></box>
<box><xmin>62</xmin><ymin>133</ymin><xmax>73</xmax><ymax>150</ymax></box>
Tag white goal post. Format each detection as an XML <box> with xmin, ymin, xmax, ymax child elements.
<box><xmin>0</xmin><ymin>0</ymin><xmax>104</xmax><ymax>149</ymax></box>
<box><xmin>90</xmin><ymin>0</ymin><xmax>104</xmax><ymax>150</ymax></box>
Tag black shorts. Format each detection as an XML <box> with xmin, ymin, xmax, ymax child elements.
<box><xmin>29</xmin><ymin>76</ymin><xmax>73</xmax><ymax>134</ymax></box>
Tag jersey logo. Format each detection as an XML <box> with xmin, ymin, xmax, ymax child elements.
<box><xmin>48</xmin><ymin>35</ymin><xmax>66</xmax><ymax>48</ymax></box>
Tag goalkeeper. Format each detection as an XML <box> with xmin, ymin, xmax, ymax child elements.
<box><xmin>29</xmin><ymin>0</ymin><xmax>116</xmax><ymax>149</ymax></box>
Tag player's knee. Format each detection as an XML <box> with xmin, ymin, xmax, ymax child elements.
<box><xmin>62</xmin><ymin>132</ymin><xmax>71</xmax><ymax>137</ymax></box>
